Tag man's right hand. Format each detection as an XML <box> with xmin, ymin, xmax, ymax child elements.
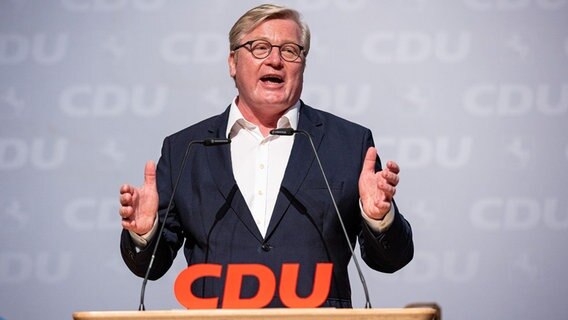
<box><xmin>119</xmin><ymin>161</ymin><xmax>159</xmax><ymax>235</ymax></box>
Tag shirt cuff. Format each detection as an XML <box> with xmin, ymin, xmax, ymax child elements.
<box><xmin>359</xmin><ymin>200</ymin><xmax>395</xmax><ymax>233</ymax></box>
<box><xmin>128</xmin><ymin>216</ymin><xmax>159</xmax><ymax>251</ymax></box>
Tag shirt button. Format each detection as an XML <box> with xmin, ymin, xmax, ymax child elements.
<box><xmin>259</xmin><ymin>164</ymin><xmax>265</xmax><ymax>170</ymax></box>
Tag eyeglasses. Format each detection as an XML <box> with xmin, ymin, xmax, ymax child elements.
<box><xmin>233</xmin><ymin>39</ymin><xmax>304</xmax><ymax>62</ymax></box>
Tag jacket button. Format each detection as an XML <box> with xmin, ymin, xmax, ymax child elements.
<box><xmin>261</xmin><ymin>244</ymin><xmax>272</xmax><ymax>252</ymax></box>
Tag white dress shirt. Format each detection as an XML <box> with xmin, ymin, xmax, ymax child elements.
<box><xmin>226</xmin><ymin>98</ymin><xmax>299</xmax><ymax>237</ymax></box>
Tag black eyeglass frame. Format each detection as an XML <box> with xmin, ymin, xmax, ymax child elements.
<box><xmin>232</xmin><ymin>39</ymin><xmax>305</xmax><ymax>62</ymax></box>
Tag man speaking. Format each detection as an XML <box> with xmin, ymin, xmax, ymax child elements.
<box><xmin>118</xmin><ymin>3</ymin><xmax>413</xmax><ymax>308</ymax></box>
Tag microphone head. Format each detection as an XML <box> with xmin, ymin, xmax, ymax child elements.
<box><xmin>203</xmin><ymin>138</ymin><xmax>231</xmax><ymax>146</ymax></box>
<box><xmin>270</xmin><ymin>128</ymin><xmax>296</xmax><ymax>136</ymax></box>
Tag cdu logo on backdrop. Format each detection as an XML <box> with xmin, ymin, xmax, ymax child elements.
<box><xmin>0</xmin><ymin>138</ymin><xmax>68</xmax><ymax>171</ymax></box>
<box><xmin>63</xmin><ymin>197</ymin><xmax>122</xmax><ymax>231</ymax></box>
<box><xmin>470</xmin><ymin>197</ymin><xmax>568</xmax><ymax>231</ymax></box>
<box><xmin>301</xmin><ymin>83</ymin><xmax>372</xmax><ymax>116</ymax></box>
<box><xmin>362</xmin><ymin>32</ymin><xmax>471</xmax><ymax>64</ymax></box>
<box><xmin>0</xmin><ymin>251</ymin><xmax>72</xmax><ymax>284</ymax></box>
<box><xmin>377</xmin><ymin>136</ymin><xmax>474</xmax><ymax>168</ymax></box>
<box><xmin>60</xmin><ymin>0</ymin><xmax>166</xmax><ymax>12</ymax></box>
<box><xmin>161</xmin><ymin>33</ymin><xmax>226</xmax><ymax>64</ymax></box>
<box><xmin>0</xmin><ymin>34</ymin><xmax>69</xmax><ymax>66</ymax></box>
<box><xmin>391</xmin><ymin>251</ymin><xmax>481</xmax><ymax>284</ymax></box>
<box><xmin>294</xmin><ymin>0</ymin><xmax>369</xmax><ymax>11</ymax></box>
<box><xmin>59</xmin><ymin>85</ymin><xmax>168</xmax><ymax>118</ymax></box>
<box><xmin>464</xmin><ymin>84</ymin><xmax>568</xmax><ymax>117</ymax></box>
<box><xmin>463</xmin><ymin>0</ymin><xmax>568</xmax><ymax>10</ymax></box>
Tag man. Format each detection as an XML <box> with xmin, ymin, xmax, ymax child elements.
<box><xmin>119</xmin><ymin>4</ymin><xmax>413</xmax><ymax>308</ymax></box>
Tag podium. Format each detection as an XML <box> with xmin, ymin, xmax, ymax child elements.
<box><xmin>73</xmin><ymin>308</ymin><xmax>437</xmax><ymax>320</ymax></box>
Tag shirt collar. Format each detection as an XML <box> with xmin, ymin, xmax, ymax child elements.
<box><xmin>226</xmin><ymin>97</ymin><xmax>300</xmax><ymax>138</ymax></box>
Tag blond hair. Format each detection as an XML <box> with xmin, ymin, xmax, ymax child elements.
<box><xmin>229</xmin><ymin>4</ymin><xmax>311</xmax><ymax>58</ymax></box>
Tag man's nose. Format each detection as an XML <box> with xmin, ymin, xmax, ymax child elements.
<box><xmin>264</xmin><ymin>46</ymin><xmax>284</xmax><ymax>66</ymax></box>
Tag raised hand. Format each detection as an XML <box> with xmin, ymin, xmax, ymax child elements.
<box><xmin>118</xmin><ymin>161</ymin><xmax>159</xmax><ymax>235</ymax></box>
<box><xmin>358</xmin><ymin>147</ymin><xmax>400</xmax><ymax>220</ymax></box>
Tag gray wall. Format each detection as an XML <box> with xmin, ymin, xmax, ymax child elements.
<box><xmin>1</xmin><ymin>1</ymin><xmax>567</xmax><ymax>319</ymax></box>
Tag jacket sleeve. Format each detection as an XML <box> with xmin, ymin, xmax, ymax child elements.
<box><xmin>120</xmin><ymin>135</ymin><xmax>185</xmax><ymax>280</ymax></box>
<box><xmin>359</xmin><ymin>200</ymin><xmax>414</xmax><ymax>273</ymax></box>
<box><xmin>357</xmin><ymin>130</ymin><xmax>414</xmax><ymax>273</ymax></box>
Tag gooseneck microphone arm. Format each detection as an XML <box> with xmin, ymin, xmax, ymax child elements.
<box><xmin>138</xmin><ymin>138</ymin><xmax>231</xmax><ymax>311</ymax></box>
<box><xmin>269</xmin><ymin>128</ymin><xmax>372</xmax><ymax>309</ymax></box>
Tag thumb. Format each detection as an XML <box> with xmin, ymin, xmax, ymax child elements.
<box><xmin>361</xmin><ymin>147</ymin><xmax>377</xmax><ymax>173</ymax></box>
<box><xmin>143</xmin><ymin>160</ymin><xmax>157</xmax><ymax>188</ymax></box>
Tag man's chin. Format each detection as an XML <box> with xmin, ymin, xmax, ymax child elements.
<box><xmin>257</xmin><ymin>95</ymin><xmax>291</xmax><ymax>108</ymax></box>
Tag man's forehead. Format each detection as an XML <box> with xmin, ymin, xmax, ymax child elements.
<box><xmin>242</xmin><ymin>19</ymin><xmax>302</xmax><ymax>41</ymax></box>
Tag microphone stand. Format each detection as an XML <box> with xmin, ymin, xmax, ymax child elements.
<box><xmin>270</xmin><ymin>128</ymin><xmax>372</xmax><ymax>308</ymax></box>
<box><xmin>138</xmin><ymin>138</ymin><xmax>230</xmax><ymax>311</ymax></box>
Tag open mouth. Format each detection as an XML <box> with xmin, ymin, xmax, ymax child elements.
<box><xmin>260</xmin><ymin>75</ymin><xmax>284</xmax><ymax>84</ymax></box>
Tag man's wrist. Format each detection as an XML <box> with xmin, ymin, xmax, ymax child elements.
<box><xmin>128</xmin><ymin>216</ymin><xmax>159</xmax><ymax>250</ymax></box>
<box><xmin>359</xmin><ymin>200</ymin><xmax>395</xmax><ymax>233</ymax></box>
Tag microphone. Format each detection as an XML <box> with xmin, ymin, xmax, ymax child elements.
<box><xmin>269</xmin><ymin>127</ymin><xmax>295</xmax><ymax>136</ymax></box>
<box><xmin>270</xmin><ymin>128</ymin><xmax>373</xmax><ymax>309</ymax></box>
<box><xmin>138</xmin><ymin>137</ymin><xmax>231</xmax><ymax>311</ymax></box>
<box><xmin>203</xmin><ymin>138</ymin><xmax>232</xmax><ymax>146</ymax></box>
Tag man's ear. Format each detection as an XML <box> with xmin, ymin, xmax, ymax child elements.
<box><xmin>228</xmin><ymin>51</ymin><xmax>237</xmax><ymax>78</ymax></box>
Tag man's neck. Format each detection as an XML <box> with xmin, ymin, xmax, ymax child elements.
<box><xmin>236</xmin><ymin>100</ymin><xmax>289</xmax><ymax>137</ymax></box>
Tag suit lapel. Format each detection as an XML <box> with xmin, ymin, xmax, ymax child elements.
<box><xmin>265</xmin><ymin>103</ymin><xmax>324</xmax><ymax>239</ymax></box>
<box><xmin>206</xmin><ymin>107</ymin><xmax>264</xmax><ymax>242</ymax></box>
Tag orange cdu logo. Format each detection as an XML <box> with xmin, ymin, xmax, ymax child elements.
<box><xmin>174</xmin><ymin>263</ymin><xmax>333</xmax><ymax>309</ymax></box>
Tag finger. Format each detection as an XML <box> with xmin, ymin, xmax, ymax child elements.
<box><xmin>119</xmin><ymin>206</ymin><xmax>133</xmax><ymax>219</ymax></box>
<box><xmin>144</xmin><ymin>160</ymin><xmax>157</xmax><ymax>188</ymax></box>
<box><xmin>381</xmin><ymin>170</ymin><xmax>399</xmax><ymax>187</ymax></box>
<box><xmin>119</xmin><ymin>192</ymin><xmax>132</xmax><ymax>206</ymax></box>
<box><xmin>361</xmin><ymin>147</ymin><xmax>377</xmax><ymax>173</ymax></box>
<box><xmin>378</xmin><ymin>181</ymin><xmax>396</xmax><ymax>199</ymax></box>
<box><xmin>120</xmin><ymin>184</ymin><xmax>133</xmax><ymax>195</ymax></box>
<box><xmin>386</xmin><ymin>160</ymin><xmax>400</xmax><ymax>174</ymax></box>
<box><xmin>121</xmin><ymin>218</ymin><xmax>135</xmax><ymax>230</ymax></box>
<box><xmin>373</xmin><ymin>200</ymin><xmax>392</xmax><ymax>215</ymax></box>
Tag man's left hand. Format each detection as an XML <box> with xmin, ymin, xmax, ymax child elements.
<box><xmin>358</xmin><ymin>147</ymin><xmax>400</xmax><ymax>220</ymax></box>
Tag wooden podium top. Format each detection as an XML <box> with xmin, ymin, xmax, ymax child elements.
<box><xmin>73</xmin><ymin>308</ymin><xmax>437</xmax><ymax>320</ymax></box>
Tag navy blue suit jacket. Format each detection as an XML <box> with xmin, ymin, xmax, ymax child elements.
<box><xmin>121</xmin><ymin>102</ymin><xmax>413</xmax><ymax>308</ymax></box>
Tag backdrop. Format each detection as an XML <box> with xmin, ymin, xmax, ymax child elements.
<box><xmin>1</xmin><ymin>1</ymin><xmax>567</xmax><ymax>319</ymax></box>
